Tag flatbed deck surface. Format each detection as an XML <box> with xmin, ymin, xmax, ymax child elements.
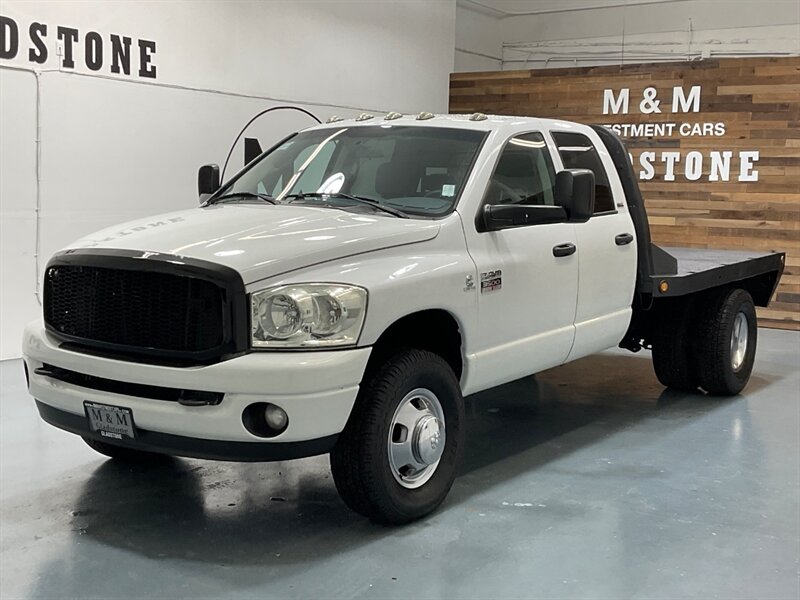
<box><xmin>653</xmin><ymin>246</ymin><xmax>784</xmax><ymax>299</ymax></box>
<box><xmin>662</xmin><ymin>247</ymin><xmax>780</xmax><ymax>277</ymax></box>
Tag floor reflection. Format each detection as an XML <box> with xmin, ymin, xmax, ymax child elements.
<box><xmin>63</xmin><ymin>352</ymin><xmax>751</xmax><ymax>565</ymax></box>
<box><xmin>3</xmin><ymin>341</ymin><xmax>793</xmax><ymax>599</ymax></box>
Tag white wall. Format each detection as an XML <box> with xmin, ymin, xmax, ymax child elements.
<box><xmin>455</xmin><ymin>0</ymin><xmax>800</xmax><ymax>71</ymax></box>
<box><xmin>455</xmin><ymin>3</ymin><xmax>501</xmax><ymax>72</ymax></box>
<box><xmin>0</xmin><ymin>0</ymin><xmax>456</xmax><ymax>359</ymax></box>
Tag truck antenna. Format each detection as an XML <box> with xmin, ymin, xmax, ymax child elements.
<box><xmin>220</xmin><ymin>106</ymin><xmax>322</xmax><ymax>182</ymax></box>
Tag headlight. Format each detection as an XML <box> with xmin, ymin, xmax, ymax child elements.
<box><xmin>250</xmin><ymin>284</ymin><xmax>367</xmax><ymax>348</ymax></box>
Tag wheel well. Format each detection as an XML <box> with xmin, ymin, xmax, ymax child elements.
<box><xmin>366</xmin><ymin>310</ymin><xmax>463</xmax><ymax>379</ymax></box>
<box><xmin>736</xmin><ymin>271</ymin><xmax>781</xmax><ymax>307</ymax></box>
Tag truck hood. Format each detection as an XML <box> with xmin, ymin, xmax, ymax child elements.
<box><xmin>67</xmin><ymin>204</ymin><xmax>440</xmax><ymax>283</ymax></box>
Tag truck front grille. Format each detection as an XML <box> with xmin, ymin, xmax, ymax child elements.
<box><xmin>43</xmin><ymin>250</ymin><xmax>248</xmax><ymax>366</ymax></box>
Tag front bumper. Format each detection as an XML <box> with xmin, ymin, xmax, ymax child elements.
<box><xmin>22</xmin><ymin>321</ymin><xmax>371</xmax><ymax>459</ymax></box>
<box><xmin>35</xmin><ymin>401</ymin><xmax>339</xmax><ymax>461</ymax></box>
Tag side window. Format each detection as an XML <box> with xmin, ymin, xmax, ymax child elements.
<box><xmin>551</xmin><ymin>131</ymin><xmax>615</xmax><ymax>214</ymax></box>
<box><xmin>483</xmin><ymin>132</ymin><xmax>556</xmax><ymax>206</ymax></box>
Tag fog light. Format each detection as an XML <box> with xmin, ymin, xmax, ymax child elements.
<box><xmin>264</xmin><ymin>404</ymin><xmax>288</xmax><ymax>431</ymax></box>
<box><xmin>242</xmin><ymin>402</ymin><xmax>289</xmax><ymax>438</ymax></box>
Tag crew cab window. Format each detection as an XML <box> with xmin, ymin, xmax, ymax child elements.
<box><xmin>483</xmin><ymin>132</ymin><xmax>556</xmax><ymax>206</ymax></box>
<box><xmin>551</xmin><ymin>131</ymin><xmax>615</xmax><ymax>214</ymax></box>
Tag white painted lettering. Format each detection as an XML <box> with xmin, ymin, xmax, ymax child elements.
<box><xmin>685</xmin><ymin>151</ymin><xmax>703</xmax><ymax>181</ymax></box>
<box><xmin>662</xmin><ymin>152</ymin><xmax>680</xmax><ymax>181</ymax></box>
<box><xmin>709</xmin><ymin>151</ymin><xmax>732</xmax><ymax>182</ymax></box>
<box><xmin>671</xmin><ymin>85</ymin><xmax>701</xmax><ymax>113</ymax></box>
<box><xmin>603</xmin><ymin>88</ymin><xmax>630</xmax><ymax>115</ymax></box>
<box><xmin>639</xmin><ymin>152</ymin><xmax>656</xmax><ymax>180</ymax></box>
<box><xmin>739</xmin><ymin>151</ymin><xmax>760</xmax><ymax>182</ymax></box>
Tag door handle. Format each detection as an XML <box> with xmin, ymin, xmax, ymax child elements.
<box><xmin>552</xmin><ymin>242</ymin><xmax>576</xmax><ymax>257</ymax></box>
<box><xmin>615</xmin><ymin>233</ymin><xmax>634</xmax><ymax>246</ymax></box>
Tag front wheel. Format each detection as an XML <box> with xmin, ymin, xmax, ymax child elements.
<box><xmin>330</xmin><ymin>349</ymin><xmax>465</xmax><ymax>524</ymax></box>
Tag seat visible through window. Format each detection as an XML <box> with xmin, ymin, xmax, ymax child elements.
<box><xmin>484</xmin><ymin>132</ymin><xmax>556</xmax><ymax>206</ymax></box>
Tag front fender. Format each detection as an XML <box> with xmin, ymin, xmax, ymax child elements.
<box><xmin>247</xmin><ymin>217</ymin><xmax>479</xmax><ymax>356</ymax></box>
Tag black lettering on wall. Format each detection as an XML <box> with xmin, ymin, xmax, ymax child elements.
<box><xmin>0</xmin><ymin>18</ymin><xmax>157</xmax><ymax>80</ymax></box>
<box><xmin>110</xmin><ymin>34</ymin><xmax>131</xmax><ymax>75</ymax></box>
<box><xmin>84</xmin><ymin>30</ymin><xmax>102</xmax><ymax>70</ymax></box>
<box><xmin>138</xmin><ymin>39</ymin><xmax>156</xmax><ymax>78</ymax></box>
<box><xmin>56</xmin><ymin>26</ymin><xmax>78</xmax><ymax>68</ymax></box>
<box><xmin>28</xmin><ymin>22</ymin><xmax>47</xmax><ymax>63</ymax></box>
<box><xmin>0</xmin><ymin>16</ymin><xmax>19</xmax><ymax>59</ymax></box>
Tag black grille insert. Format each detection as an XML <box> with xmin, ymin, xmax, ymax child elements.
<box><xmin>46</xmin><ymin>266</ymin><xmax>223</xmax><ymax>351</ymax></box>
<box><xmin>43</xmin><ymin>250</ymin><xmax>248</xmax><ymax>366</ymax></box>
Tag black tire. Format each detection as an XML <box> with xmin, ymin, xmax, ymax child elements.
<box><xmin>651</xmin><ymin>300</ymin><xmax>699</xmax><ymax>392</ymax></box>
<box><xmin>330</xmin><ymin>349</ymin><xmax>465</xmax><ymax>524</ymax></box>
<box><xmin>693</xmin><ymin>288</ymin><xmax>757</xmax><ymax>396</ymax></box>
<box><xmin>82</xmin><ymin>436</ymin><xmax>167</xmax><ymax>463</ymax></box>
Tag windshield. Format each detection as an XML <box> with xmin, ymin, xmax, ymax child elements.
<box><xmin>216</xmin><ymin>125</ymin><xmax>487</xmax><ymax>217</ymax></box>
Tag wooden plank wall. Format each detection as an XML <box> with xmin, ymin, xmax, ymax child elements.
<box><xmin>450</xmin><ymin>57</ymin><xmax>800</xmax><ymax>330</ymax></box>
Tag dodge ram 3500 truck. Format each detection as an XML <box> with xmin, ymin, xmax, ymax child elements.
<box><xmin>23</xmin><ymin>113</ymin><xmax>785</xmax><ymax>524</ymax></box>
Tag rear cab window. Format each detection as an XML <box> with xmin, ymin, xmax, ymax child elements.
<box><xmin>551</xmin><ymin>131</ymin><xmax>616</xmax><ymax>214</ymax></box>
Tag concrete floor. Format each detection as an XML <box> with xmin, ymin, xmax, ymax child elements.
<box><xmin>1</xmin><ymin>329</ymin><xmax>798</xmax><ymax>600</ymax></box>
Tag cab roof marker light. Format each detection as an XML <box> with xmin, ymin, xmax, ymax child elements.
<box><xmin>469</xmin><ymin>112</ymin><xmax>488</xmax><ymax>121</ymax></box>
<box><xmin>384</xmin><ymin>112</ymin><xmax>403</xmax><ymax>120</ymax></box>
<box><xmin>416</xmin><ymin>112</ymin><xmax>435</xmax><ymax>120</ymax></box>
<box><xmin>355</xmin><ymin>113</ymin><xmax>374</xmax><ymax>122</ymax></box>
<box><xmin>326</xmin><ymin>115</ymin><xmax>343</xmax><ymax>123</ymax></box>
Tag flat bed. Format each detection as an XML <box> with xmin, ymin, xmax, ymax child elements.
<box><xmin>591</xmin><ymin>125</ymin><xmax>785</xmax><ymax>307</ymax></box>
<box><xmin>652</xmin><ymin>247</ymin><xmax>785</xmax><ymax>299</ymax></box>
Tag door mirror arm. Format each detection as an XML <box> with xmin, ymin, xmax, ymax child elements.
<box><xmin>482</xmin><ymin>204</ymin><xmax>567</xmax><ymax>232</ymax></box>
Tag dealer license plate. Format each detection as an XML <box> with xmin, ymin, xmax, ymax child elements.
<box><xmin>84</xmin><ymin>401</ymin><xmax>136</xmax><ymax>440</ymax></box>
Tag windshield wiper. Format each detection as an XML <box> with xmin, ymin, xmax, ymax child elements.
<box><xmin>208</xmin><ymin>191</ymin><xmax>278</xmax><ymax>205</ymax></box>
<box><xmin>283</xmin><ymin>192</ymin><xmax>408</xmax><ymax>218</ymax></box>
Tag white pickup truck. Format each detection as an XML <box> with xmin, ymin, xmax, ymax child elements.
<box><xmin>23</xmin><ymin>113</ymin><xmax>784</xmax><ymax>524</ymax></box>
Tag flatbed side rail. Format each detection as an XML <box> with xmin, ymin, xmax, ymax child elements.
<box><xmin>651</xmin><ymin>250</ymin><xmax>785</xmax><ymax>306</ymax></box>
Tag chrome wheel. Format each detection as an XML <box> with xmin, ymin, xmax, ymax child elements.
<box><xmin>387</xmin><ymin>388</ymin><xmax>446</xmax><ymax>489</ymax></box>
<box><xmin>730</xmin><ymin>311</ymin><xmax>749</xmax><ymax>372</ymax></box>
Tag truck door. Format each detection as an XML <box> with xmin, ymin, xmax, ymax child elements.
<box><xmin>461</xmin><ymin>131</ymin><xmax>579</xmax><ymax>393</ymax></box>
<box><xmin>550</xmin><ymin>130</ymin><xmax>638</xmax><ymax>361</ymax></box>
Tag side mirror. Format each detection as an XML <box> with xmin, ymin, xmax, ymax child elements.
<box><xmin>555</xmin><ymin>169</ymin><xmax>595</xmax><ymax>223</ymax></box>
<box><xmin>244</xmin><ymin>138</ymin><xmax>263</xmax><ymax>165</ymax></box>
<box><xmin>482</xmin><ymin>204</ymin><xmax>567</xmax><ymax>231</ymax></box>
<box><xmin>198</xmin><ymin>164</ymin><xmax>220</xmax><ymax>202</ymax></box>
